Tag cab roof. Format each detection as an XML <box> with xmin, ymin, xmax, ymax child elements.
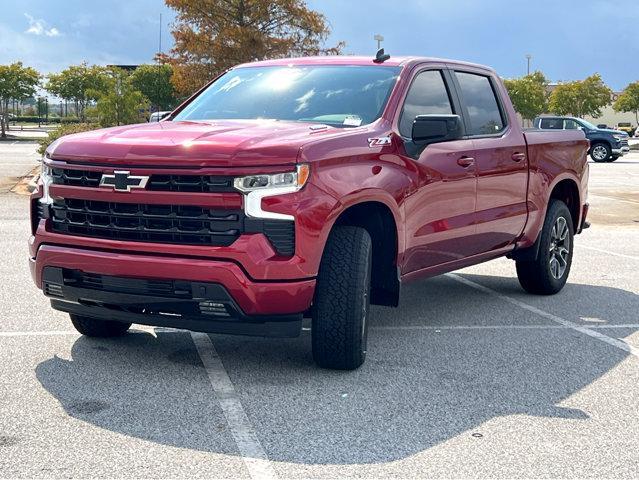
<box><xmin>233</xmin><ymin>56</ymin><xmax>494</xmax><ymax>73</ymax></box>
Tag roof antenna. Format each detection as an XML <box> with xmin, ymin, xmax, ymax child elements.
<box><xmin>373</xmin><ymin>48</ymin><xmax>390</xmax><ymax>64</ymax></box>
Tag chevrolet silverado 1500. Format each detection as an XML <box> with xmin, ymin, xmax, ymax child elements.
<box><xmin>31</xmin><ymin>54</ymin><xmax>589</xmax><ymax>369</ymax></box>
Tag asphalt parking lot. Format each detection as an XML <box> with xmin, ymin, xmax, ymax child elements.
<box><xmin>1</xmin><ymin>143</ymin><xmax>638</xmax><ymax>478</ymax></box>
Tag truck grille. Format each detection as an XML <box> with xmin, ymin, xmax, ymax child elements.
<box><xmin>50</xmin><ymin>198</ymin><xmax>242</xmax><ymax>246</ymax></box>
<box><xmin>51</xmin><ymin>167</ymin><xmax>235</xmax><ymax>192</ymax></box>
<box><xmin>43</xmin><ymin>198</ymin><xmax>296</xmax><ymax>255</ymax></box>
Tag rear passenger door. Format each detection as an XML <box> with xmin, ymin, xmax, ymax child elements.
<box><xmin>452</xmin><ymin>69</ymin><xmax>529</xmax><ymax>252</ymax></box>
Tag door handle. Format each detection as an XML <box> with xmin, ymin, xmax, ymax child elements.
<box><xmin>457</xmin><ymin>156</ymin><xmax>475</xmax><ymax>167</ymax></box>
<box><xmin>511</xmin><ymin>152</ymin><xmax>526</xmax><ymax>162</ymax></box>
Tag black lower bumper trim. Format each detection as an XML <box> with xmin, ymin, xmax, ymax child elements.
<box><xmin>43</xmin><ymin>267</ymin><xmax>302</xmax><ymax>338</ymax></box>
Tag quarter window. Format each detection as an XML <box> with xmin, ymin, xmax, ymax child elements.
<box><xmin>455</xmin><ymin>71</ymin><xmax>505</xmax><ymax>135</ymax></box>
<box><xmin>399</xmin><ymin>70</ymin><xmax>453</xmax><ymax>137</ymax></box>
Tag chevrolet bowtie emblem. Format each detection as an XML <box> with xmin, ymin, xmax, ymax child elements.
<box><xmin>99</xmin><ymin>171</ymin><xmax>149</xmax><ymax>192</ymax></box>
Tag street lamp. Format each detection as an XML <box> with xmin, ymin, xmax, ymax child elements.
<box><xmin>374</xmin><ymin>34</ymin><xmax>384</xmax><ymax>50</ymax></box>
<box><xmin>525</xmin><ymin>54</ymin><xmax>532</xmax><ymax>75</ymax></box>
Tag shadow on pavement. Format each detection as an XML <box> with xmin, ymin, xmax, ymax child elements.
<box><xmin>35</xmin><ymin>274</ymin><xmax>638</xmax><ymax>465</ymax></box>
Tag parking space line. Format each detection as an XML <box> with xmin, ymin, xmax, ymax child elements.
<box><xmin>447</xmin><ymin>273</ymin><xmax>639</xmax><ymax>358</ymax></box>
<box><xmin>579</xmin><ymin>244</ymin><xmax>639</xmax><ymax>261</ymax></box>
<box><xmin>373</xmin><ymin>323</ymin><xmax>639</xmax><ymax>331</ymax></box>
<box><xmin>0</xmin><ymin>330</ymin><xmax>79</xmax><ymax>337</ymax></box>
<box><xmin>590</xmin><ymin>194</ymin><xmax>639</xmax><ymax>205</ymax></box>
<box><xmin>191</xmin><ymin>332</ymin><xmax>277</xmax><ymax>480</ymax></box>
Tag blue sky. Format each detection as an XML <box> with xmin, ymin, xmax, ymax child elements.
<box><xmin>1</xmin><ymin>0</ymin><xmax>637</xmax><ymax>90</ymax></box>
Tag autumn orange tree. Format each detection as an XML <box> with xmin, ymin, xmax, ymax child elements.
<box><xmin>165</xmin><ymin>0</ymin><xmax>344</xmax><ymax>96</ymax></box>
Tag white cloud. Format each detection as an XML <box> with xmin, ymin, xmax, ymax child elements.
<box><xmin>24</xmin><ymin>13</ymin><xmax>61</xmax><ymax>37</ymax></box>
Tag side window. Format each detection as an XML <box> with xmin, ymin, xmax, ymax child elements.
<box><xmin>564</xmin><ymin>119</ymin><xmax>579</xmax><ymax>130</ymax></box>
<box><xmin>540</xmin><ymin>118</ymin><xmax>563</xmax><ymax>130</ymax></box>
<box><xmin>454</xmin><ymin>71</ymin><xmax>505</xmax><ymax>135</ymax></box>
<box><xmin>399</xmin><ymin>70</ymin><xmax>453</xmax><ymax>137</ymax></box>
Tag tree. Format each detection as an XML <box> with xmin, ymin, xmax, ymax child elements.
<box><xmin>0</xmin><ymin>62</ymin><xmax>40</xmax><ymax>138</ymax></box>
<box><xmin>613</xmin><ymin>81</ymin><xmax>639</xmax><ymax>124</ymax></box>
<box><xmin>549</xmin><ymin>74</ymin><xmax>612</xmax><ymax>118</ymax></box>
<box><xmin>129</xmin><ymin>63</ymin><xmax>178</xmax><ymax>111</ymax></box>
<box><xmin>503</xmin><ymin>71</ymin><xmax>549</xmax><ymax>123</ymax></box>
<box><xmin>165</xmin><ymin>0</ymin><xmax>345</xmax><ymax>95</ymax></box>
<box><xmin>90</xmin><ymin>68</ymin><xmax>149</xmax><ymax>127</ymax></box>
<box><xmin>46</xmin><ymin>63</ymin><xmax>109</xmax><ymax>121</ymax></box>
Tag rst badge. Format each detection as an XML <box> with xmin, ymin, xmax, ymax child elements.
<box><xmin>99</xmin><ymin>171</ymin><xmax>149</xmax><ymax>192</ymax></box>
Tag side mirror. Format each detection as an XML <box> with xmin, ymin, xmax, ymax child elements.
<box><xmin>411</xmin><ymin>114</ymin><xmax>463</xmax><ymax>145</ymax></box>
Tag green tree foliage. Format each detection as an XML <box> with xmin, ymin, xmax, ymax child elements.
<box><xmin>129</xmin><ymin>63</ymin><xmax>178</xmax><ymax>111</ymax></box>
<box><xmin>89</xmin><ymin>68</ymin><xmax>149</xmax><ymax>127</ymax></box>
<box><xmin>613</xmin><ymin>81</ymin><xmax>639</xmax><ymax>124</ymax></box>
<box><xmin>46</xmin><ymin>63</ymin><xmax>109</xmax><ymax>121</ymax></box>
<box><xmin>549</xmin><ymin>74</ymin><xmax>612</xmax><ymax>118</ymax></box>
<box><xmin>503</xmin><ymin>71</ymin><xmax>549</xmax><ymax>122</ymax></box>
<box><xmin>0</xmin><ymin>62</ymin><xmax>41</xmax><ymax>138</ymax></box>
<box><xmin>165</xmin><ymin>0</ymin><xmax>345</xmax><ymax>95</ymax></box>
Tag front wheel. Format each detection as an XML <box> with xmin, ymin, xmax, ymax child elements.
<box><xmin>516</xmin><ymin>200</ymin><xmax>574</xmax><ymax>295</ymax></box>
<box><xmin>312</xmin><ymin>226</ymin><xmax>372</xmax><ymax>370</ymax></box>
<box><xmin>590</xmin><ymin>143</ymin><xmax>611</xmax><ymax>162</ymax></box>
<box><xmin>70</xmin><ymin>314</ymin><xmax>131</xmax><ymax>337</ymax></box>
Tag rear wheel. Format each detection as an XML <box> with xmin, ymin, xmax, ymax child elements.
<box><xmin>312</xmin><ymin>226</ymin><xmax>372</xmax><ymax>370</ymax></box>
<box><xmin>590</xmin><ymin>143</ymin><xmax>611</xmax><ymax>162</ymax></box>
<box><xmin>70</xmin><ymin>314</ymin><xmax>131</xmax><ymax>337</ymax></box>
<box><xmin>516</xmin><ymin>200</ymin><xmax>574</xmax><ymax>295</ymax></box>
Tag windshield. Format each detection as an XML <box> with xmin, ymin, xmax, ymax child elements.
<box><xmin>172</xmin><ymin>65</ymin><xmax>401</xmax><ymax>128</ymax></box>
<box><xmin>578</xmin><ymin>119</ymin><xmax>598</xmax><ymax>130</ymax></box>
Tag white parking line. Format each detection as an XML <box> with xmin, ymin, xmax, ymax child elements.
<box><xmin>191</xmin><ymin>332</ymin><xmax>276</xmax><ymax>480</ymax></box>
<box><xmin>579</xmin><ymin>244</ymin><xmax>639</xmax><ymax>261</ymax></box>
<box><xmin>447</xmin><ymin>273</ymin><xmax>639</xmax><ymax>358</ymax></box>
<box><xmin>374</xmin><ymin>323</ymin><xmax>639</xmax><ymax>331</ymax></box>
<box><xmin>0</xmin><ymin>330</ymin><xmax>79</xmax><ymax>337</ymax></box>
<box><xmin>590</xmin><ymin>194</ymin><xmax>639</xmax><ymax>205</ymax></box>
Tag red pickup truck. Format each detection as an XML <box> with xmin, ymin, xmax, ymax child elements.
<box><xmin>30</xmin><ymin>54</ymin><xmax>589</xmax><ymax>369</ymax></box>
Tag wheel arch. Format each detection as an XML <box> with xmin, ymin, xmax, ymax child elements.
<box><xmin>326</xmin><ymin>194</ymin><xmax>402</xmax><ymax>307</ymax></box>
<box><xmin>548</xmin><ymin>177</ymin><xmax>581</xmax><ymax>232</ymax></box>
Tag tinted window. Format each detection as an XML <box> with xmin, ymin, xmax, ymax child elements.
<box><xmin>564</xmin><ymin>119</ymin><xmax>580</xmax><ymax>130</ymax></box>
<box><xmin>399</xmin><ymin>70</ymin><xmax>453</xmax><ymax>137</ymax></box>
<box><xmin>539</xmin><ymin>118</ymin><xmax>564</xmax><ymax>130</ymax></box>
<box><xmin>173</xmin><ymin>65</ymin><xmax>401</xmax><ymax>128</ymax></box>
<box><xmin>455</xmin><ymin>72</ymin><xmax>505</xmax><ymax>135</ymax></box>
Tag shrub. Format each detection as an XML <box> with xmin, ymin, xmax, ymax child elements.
<box><xmin>38</xmin><ymin>123</ymin><xmax>100</xmax><ymax>155</ymax></box>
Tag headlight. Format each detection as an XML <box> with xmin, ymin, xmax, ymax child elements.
<box><xmin>234</xmin><ymin>164</ymin><xmax>309</xmax><ymax>193</ymax></box>
<box><xmin>39</xmin><ymin>158</ymin><xmax>53</xmax><ymax>204</ymax></box>
<box><xmin>612</xmin><ymin>134</ymin><xmax>626</xmax><ymax>141</ymax></box>
<box><xmin>234</xmin><ymin>164</ymin><xmax>310</xmax><ymax>220</ymax></box>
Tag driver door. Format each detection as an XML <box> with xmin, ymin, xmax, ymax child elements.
<box><xmin>399</xmin><ymin>68</ymin><xmax>478</xmax><ymax>274</ymax></box>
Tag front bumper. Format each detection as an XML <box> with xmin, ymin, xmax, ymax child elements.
<box><xmin>31</xmin><ymin>245</ymin><xmax>315</xmax><ymax>332</ymax></box>
<box><xmin>612</xmin><ymin>146</ymin><xmax>630</xmax><ymax>156</ymax></box>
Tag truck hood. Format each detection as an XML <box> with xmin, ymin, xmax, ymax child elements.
<box><xmin>48</xmin><ymin>120</ymin><xmax>349</xmax><ymax>167</ymax></box>
<box><xmin>595</xmin><ymin>128</ymin><xmax>627</xmax><ymax>136</ymax></box>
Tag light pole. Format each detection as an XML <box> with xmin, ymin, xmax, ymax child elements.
<box><xmin>374</xmin><ymin>34</ymin><xmax>384</xmax><ymax>50</ymax></box>
<box><xmin>525</xmin><ymin>54</ymin><xmax>532</xmax><ymax>75</ymax></box>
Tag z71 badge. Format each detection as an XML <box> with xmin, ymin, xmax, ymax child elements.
<box><xmin>367</xmin><ymin>136</ymin><xmax>392</xmax><ymax>148</ymax></box>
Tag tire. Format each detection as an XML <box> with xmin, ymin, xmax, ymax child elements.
<box><xmin>70</xmin><ymin>314</ymin><xmax>131</xmax><ymax>337</ymax></box>
<box><xmin>312</xmin><ymin>226</ymin><xmax>372</xmax><ymax>370</ymax></box>
<box><xmin>516</xmin><ymin>200</ymin><xmax>574</xmax><ymax>295</ymax></box>
<box><xmin>590</xmin><ymin>142</ymin><xmax>611</xmax><ymax>162</ymax></box>
<box><xmin>609</xmin><ymin>155</ymin><xmax>619</xmax><ymax>162</ymax></box>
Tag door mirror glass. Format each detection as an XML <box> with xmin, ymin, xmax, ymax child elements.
<box><xmin>411</xmin><ymin>114</ymin><xmax>463</xmax><ymax>145</ymax></box>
